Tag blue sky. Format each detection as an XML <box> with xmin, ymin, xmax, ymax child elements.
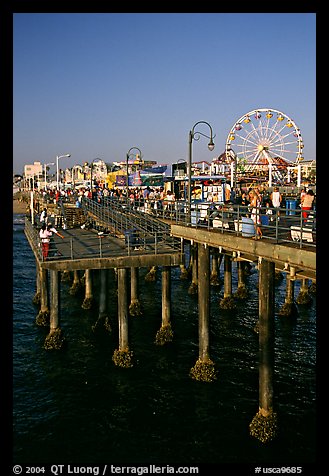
<box><xmin>13</xmin><ymin>12</ymin><xmax>316</xmax><ymax>175</ymax></box>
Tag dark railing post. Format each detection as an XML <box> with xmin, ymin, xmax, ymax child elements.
<box><xmin>127</xmin><ymin>234</ymin><xmax>130</xmax><ymax>256</ymax></box>
<box><xmin>99</xmin><ymin>236</ymin><xmax>103</xmax><ymax>258</ymax></box>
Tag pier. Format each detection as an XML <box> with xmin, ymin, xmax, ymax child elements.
<box><xmin>22</xmin><ymin>195</ymin><xmax>316</xmax><ymax>443</ymax></box>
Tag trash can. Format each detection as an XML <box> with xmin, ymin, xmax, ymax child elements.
<box><xmin>286</xmin><ymin>199</ymin><xmax>297</xmax><ymax>216</ymax></box>
<box><xmin>261</xmin><ymin>214</ymin><xmax>269</xmax><ymax>226</ymax></box>
<box><xmin>241</xmin><ymin>217</ymin><xmax>256</xmax><ymax>237</ymax></box>
<box><xmin>191</xmin><ymin>210</ymin><xmax>201</xmax><ymax>225</ymax></box>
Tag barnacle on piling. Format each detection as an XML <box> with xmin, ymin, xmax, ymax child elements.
<box><xmin>35</xmin><ymin>310</ymin><xmax>49</xmax><ymax>327</ymax></box>
<box><xmin>234</xmin><ymin>285</ymin><xmax>248</xmax><ymax>299</ymax></box>
<box><xmin>210</xmin><ymin>274</ymin><xmax>221</xmax><ymax>286</ymax></box>
<box><xmin>296</xmin><ymin>290</ymin><xmax>312</xmax><ymax>305</ymax></box>
<box><xmin>81</xmin><ymin>297</ymin><xmax>93</xmax><ymax>310</ymax></box>
<box><xmin>179</xmin><ymin>266</ymin><xmax>189</xmax><ymax>280</ymax></box>
<box><xmin>129</xmin><ymin>300</ymin><xmax>142</xmax><ymax>317</ymax></box>
<box><xmin>61</xmin><ymin>271</ymin><xmax>72</xmax><ymax>283</ymax></box>
<box><xmin>309</xmin><ymin>282</ymin><xmax>316</xmax><ymax>293</ymax></box>
<box><xmin>190</xmin><ymin>358</ymin><xmax>217</xmax><ymax>382</ymax></box>
<box><xmin>188</xmin><ymin>283</ymin><xmax>198</xmax><ymax>295</ymax></box>
<box><xmin>219</xmin><ymin>296</ymin><xmax>236</xmax><ymax>309</ymax></box>
<box><xmin>278</xmin><ymin>302</ymin><xmax>297</xmax><ymax>317</ymax></box>
<box><xmin>145</xmin><ymin>266</ymin><xmax>158</xmax><ymax>282</ymax></box>
<box><xmin>155</xmin><ymin>324</ymin><xmax>173</xmax><ymax>346</ymax></box>
<box><xmin>44</xmin><ymin>328</ymin><xmax>64</xmax><ymax>350</ymax></box>
<box><xmin>112</xmin><ymin>348</ymin><xmax>133</xmax><ymax>368</ymax></box>
<box><xmin>69</xmin><ymin>282</ymin><xmax>82</xmax><ymax>296</ymax></box>
<box><xmin>249</xmin><ymin>409</ymin><xmax>278</xmax><ymax>443</ymax></box>
<box><xmin>32</xmin><ymin>292</ymin><xmax>41</xmax><ymax>306</ymax></box>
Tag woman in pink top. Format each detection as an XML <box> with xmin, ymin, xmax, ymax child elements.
<box><xmin>301</xmin><ymin>190</ymin><xmax>315</xmax><ymax>221</ymax></box>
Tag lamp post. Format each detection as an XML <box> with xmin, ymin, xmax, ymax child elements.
<box><xmin>227</xmin><ymin>148</ymin><xmax>237</xmax><ymax>192</ymax></box>
<box><xmin>89</xmin><ymin>158</ymin><xmax>101</xmax><ymax>188</ymax></box>
<box><xmin>188</xmin><ymin>121</ymin><xmax>215</xmax><ymax>223</ymax></box>
<box><xmin>56</xmin><ymin>153</ymin><xmax>71</xmax><ymax>190</ymax></box>
<box><xmin>126</xmin><ymin>147</ymin><xmax>142</xmax><ymax>200</ymax></box>
<box><xmin>44</xmin><ymin>162</ymin><xmax>54</xmax><ymax>189</ymax></box>
<box><xmin>175</xmin><ymin>159</ymin><xmax>187</xmax><ymax>200</ymax></box>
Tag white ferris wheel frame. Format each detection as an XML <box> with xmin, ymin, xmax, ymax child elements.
<box><xmin>225</xmin><ymin>108</ymin><xmax>304</xmax><ymax>170</ymax></box>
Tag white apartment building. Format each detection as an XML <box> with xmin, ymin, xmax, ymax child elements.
<box><xmin>24</xmin><ymin>161</ymin><xmax>43</xmax><ymax>178</ymax></box>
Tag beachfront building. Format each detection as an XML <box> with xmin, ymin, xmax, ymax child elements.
<box><xmin>23</xmin><ymin>161</ymin><xmax>43</xmax><ymax>190</ymax></box>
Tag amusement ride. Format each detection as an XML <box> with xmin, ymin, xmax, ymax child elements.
<box><xmin>225</xmin><ymin>108</ymin><xmax>304</xmax><ymax>184</ymax></box>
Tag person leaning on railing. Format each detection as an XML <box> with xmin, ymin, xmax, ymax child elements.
<box><xmin>39</xmin><ymin>223</ymin><xmax>64</xmax><ymax>260</ymax></box>
<box><xmin>39</xmin><ymin>223</ymin><xmax>50</xmax><ymax>260</ymax></box>
<box><xmin>301</xmin><ymin>189</ymin><xmax>315</xmax><ymax>222</ymax></box>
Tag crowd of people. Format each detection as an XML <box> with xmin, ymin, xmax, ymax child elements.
<box><xmin>207</xmin><ymin>184</ymin><xmax>316</xmax><ymax>239</ymax></box>
<box><xmin>33</xmin><ymin>181</ymin><xmax>316</xmax><ymax>248</ymax></box>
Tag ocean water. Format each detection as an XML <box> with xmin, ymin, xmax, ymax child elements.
<box><xmin>12</xmin><ymin>214</ymin><xmax>316</xmax><ymax>471</ymax></box>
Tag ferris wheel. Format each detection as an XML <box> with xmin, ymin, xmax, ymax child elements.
<box><xmin>225</xmin><ymin>108</ymin><xmax>304</xmax><ymax>182</ymax></box>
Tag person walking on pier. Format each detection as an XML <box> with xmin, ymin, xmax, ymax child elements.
<box><xmin>40</xmin><ymin>207</ymin><xmax>48</xmax><ymax>225</ymax></box>
<box><xmin>270</xmin><ymin>187</ymin><xmax>282</xmax><ymax>220</ymax></box>
<box><xmin>249</xmin><ymin>190</ymin><xmax>262</xmax><ymax>239</ymax></box>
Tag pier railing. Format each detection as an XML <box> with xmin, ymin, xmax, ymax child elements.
<box><xmin>24</xmin><ymin>198</ymin><xmax>182</xmax><ymax>262</ymax></box>
<box><xmin>161</xmin><ymin>200</ymin><xmax>316</xmax><ymax>249</ymax></box>
<box><xmin>26</xmin><ymin>195</ymin><xmax>316</xmax><ymax>261</ymax></box>
<box><xmin>85</xmin><ymin>196</ymin><xmax>316</xmax><ymax>250</ymax></box>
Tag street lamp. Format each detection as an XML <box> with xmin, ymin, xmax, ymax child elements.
<box><xmin>188</xmin><ymin>121</ymin><xmax>215</xmax><ymax>223</ymax></box>
<box><xmin>90</xmin><ymin>158</ymin><xmax>101</xmax><ymax>188</ymax></box>
<box><xmin>126</xmin><ymin>147</ymin><xmax>142</xmax><ymax>200</ymax></box>
<box><xmin>226</xmin><ymin>147</ymin><xmax>237</xmax><ymax>192</ymax></box>
<box><xmin>56</xmin><ymin>153</ymin><xmax>71</xmax><ymax>190</ymax></box>
<box><xmin>44</xmin><ymin>162</ymin><xmax>54</xmax><ymax>189</ymax></box>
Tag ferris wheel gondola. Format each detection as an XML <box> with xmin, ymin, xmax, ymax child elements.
<box><xmin>225</xmin><ymin>108</ymin><xmax>304</xmax><ymax>182</ymax></box>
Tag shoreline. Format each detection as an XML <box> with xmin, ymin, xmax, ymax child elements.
<box><xmin>13</xmin><ymin>199</ymin><xmax>29</xmax><ymax>214</ymax></box>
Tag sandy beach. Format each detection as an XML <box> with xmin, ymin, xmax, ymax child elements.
<box><xmin>13</xmin><ymin>199</ymin><xmax>29</xmax><ymax>214</ymax></box>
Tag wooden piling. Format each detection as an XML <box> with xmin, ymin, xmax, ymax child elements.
<box><xmin>234</xmin><ymin>260</ymin><xmax>248</xmax><ymax>299</ymax></box>
<box><xmin>188</xmin><ymin>243</ymin><xmax>198</xmax><ymax>294</ymax></box>
<box><xmin>210</xmin><ymin>248</ymin><xmax>221</xmax><ymax>286</ymax></box>
<box><xmin>99</xmin><ymin>269</ymin><xmax>107</xmax><ymax>318</ymax></box>
<box><xmin>145</xmin><ymin>265</ymin><xmax>157</xmax><ymax>282</ymax></box>
<box><xmin>220</xmin><ymin>254</ymin><xmax>236</xmax><ymax>309</ymax></box>
<box><xmin>113</xmin><ymin>268</ymin><xmax>133</xmax><ymax>367</ymax></box>
<box><xmin>155</xmin><ymin>266</ymin><xmax>173</xmax><ymax>345</ymax></box>
<box><xmin>129</xmin><ymin>267</ymin><xmax>142</xmax><ymax>317</ymax></box>
<box><xmin>92</xmin><ymin>269</ymin><xmax>111</xmax><ymax>333</ymax></box>
<box><xmin>44</xmin><ymin>270</ymin><xmax>64</xmax><ymax>350</ymax></box>
<box><xmin>279</xmin><ymin>267</ymin><xmax>297</xmax><ymax>317</ymax></box>
<box><xmin>250</xmin><ymin>259</ymin><xmax>277</xmax><ymax>442</ymax></box>
<box><xmin>296</xmin><ymin>277</ymin><xmax>312</xmax><ymax>305</ymax></box>
<box><xmin>190</xmin><ymin>243</ymin><xmax>216</xmax><ymax>382</ymax></box>
<box><xmin>35</xmin><ymin>266</ymin><xmax>49</xmax><ymax>326</ymax></box>
<box><xmin>81</xmin><ymin>269</ymin><xmax>93</xmax><ymax>309</ymax></box>
<box><xmin>33</xmin><ymin>263</ymin><xmax>41</xmax><ymax>306</ymax></box>
<box><xmin>69</xmin><ymin>270</ymin><xmax>82</xmax><ymax>295</ymax></box>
